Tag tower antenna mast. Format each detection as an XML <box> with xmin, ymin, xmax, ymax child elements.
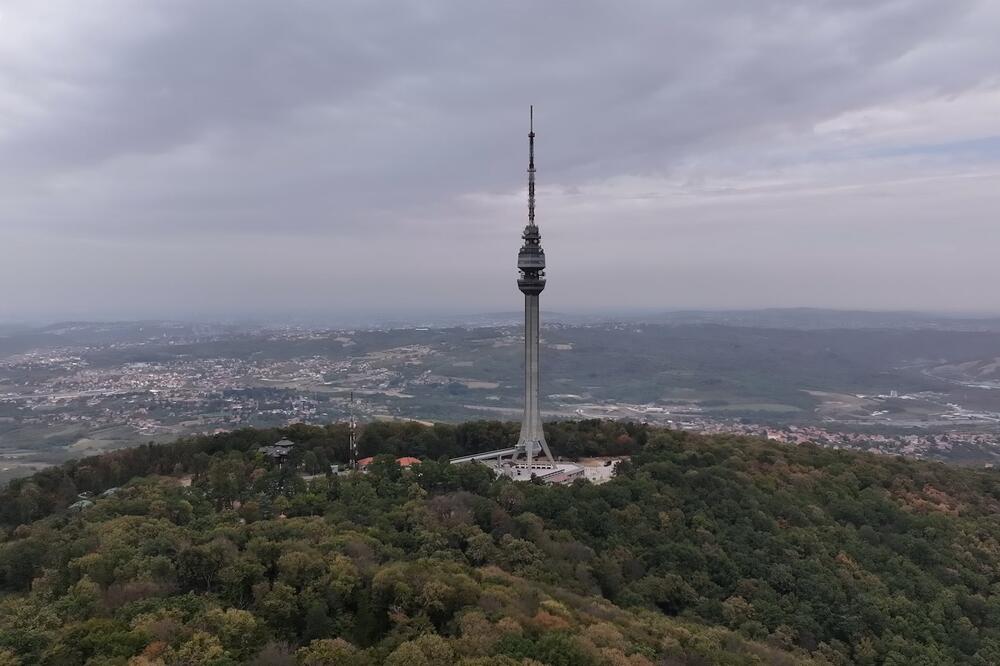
<box><xmin>528</xmin><ymin>105</ymin><xmax>535</xmax><ymax>225</ymax></box>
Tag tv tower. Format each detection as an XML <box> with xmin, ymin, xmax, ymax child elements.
<box><xmin>517</xmin><ymin>106</ymin><xmax>556</xmax><ymax>468</ymax></box>
<box><xmin>448</xmin><ymin>109</ymin><xmax>584</xmax><ymax>483</ymax></box>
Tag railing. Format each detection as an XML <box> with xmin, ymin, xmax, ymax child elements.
<box><xmin>449</xmin><ymin>446</ymin><xmax>522</xmax><ymax>464</ymax></box>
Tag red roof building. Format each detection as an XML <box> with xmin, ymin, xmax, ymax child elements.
<box><xmin>356</xmin><ymin>456</ymin><xmax>421</xmax><ymax>469</ymax></box>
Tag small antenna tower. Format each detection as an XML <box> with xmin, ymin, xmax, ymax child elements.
<box><xmin>349</xmin><ymin>391</ymin><xmax>358</xmax><ymax>470</ymax></box>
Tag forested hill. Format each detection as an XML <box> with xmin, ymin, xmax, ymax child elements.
<box><xmin>1</xmin><ymin>422</ymin><xmax>999</xmax><ymax>665</ymax></box>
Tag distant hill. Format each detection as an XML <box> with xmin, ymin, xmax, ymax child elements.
<box><xmin>929</xmin><ymin>357</ymin><xmax>1000</xmax><ymax>385</ymax></box>
<box><xmin>633</xmin><ymin>308</ymin><xmax>1000</xmax><ymax>332</ymax></box>
<box><xmin>1</xmin><ymin>421</ymin><xmax>999</xmax><ymax>664</ymax></box>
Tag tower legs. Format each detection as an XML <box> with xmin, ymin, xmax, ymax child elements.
<box><xmin>519</xmin><ymin>293</ymin><xmax>554</xmax><ymax>466</ymax></box>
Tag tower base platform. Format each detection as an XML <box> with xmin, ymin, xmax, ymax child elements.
<box><xmin>490</xmin><ymin>460</ymin><xmax>585</xmax><ymax>484</ymax></box>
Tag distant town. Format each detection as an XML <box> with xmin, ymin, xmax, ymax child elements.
<box><xmin>3</xmin><ymin>317</ymin><xmax>1000</xmax><ymax>482</ymax></box>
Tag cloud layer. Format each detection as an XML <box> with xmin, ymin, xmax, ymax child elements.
<box><xmin>1</xmin><ymin>0</ymin><xmax>999</xmax><ymax>320</ymax></box>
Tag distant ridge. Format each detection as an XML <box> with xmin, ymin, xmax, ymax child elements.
<box><xmin>629</xmin><ymin>308</ymin><xmax>1000</xmax><ymax>332</ymax></box>
<box><xmin>6</xmin><ymin>308</ymin><xmax>1000</xmax><ymax>337</ymax></box>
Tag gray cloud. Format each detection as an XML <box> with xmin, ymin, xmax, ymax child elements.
<box><xmin>1</xmin><ymin>0</ymin><xmax>999</xmax><ymax>320</ymax></box>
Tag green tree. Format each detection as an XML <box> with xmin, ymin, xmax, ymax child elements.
<box><xmin>169</xmin><ymin>630</ymin><xmax>231</xmax><ymax>665</ymax></box>
<box><xmin>297</xmin><ymin>638</ymin><xmax>368</xmax><ymax>666</ymax></box>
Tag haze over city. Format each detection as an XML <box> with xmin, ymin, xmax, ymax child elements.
<box><xmin>2</xmin><ymin>0</ymin><xmax>999</xmax><ymax>321</ymax></box>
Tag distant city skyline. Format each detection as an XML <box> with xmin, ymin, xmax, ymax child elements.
<box><xmin>2</xmin><ymin>1</ymin><xmax>999</xmax><ymax>320</ymax></box>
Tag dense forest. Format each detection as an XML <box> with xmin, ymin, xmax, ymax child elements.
<box><xmin>1</xmin><ymin>420</ymin><xmax>999</xmax><ymax>665</ymax></box>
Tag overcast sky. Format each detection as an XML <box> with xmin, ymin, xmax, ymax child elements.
<box><xmin>1</xmin><ymin>0</ymin><xmax>999</xmax><ymax>322</ymax></box>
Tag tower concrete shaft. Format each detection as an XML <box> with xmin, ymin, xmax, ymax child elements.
<box><xmin>517</xmin><ymin>107</ymin><xmax>555</xmax><ymax>467</ymax></box>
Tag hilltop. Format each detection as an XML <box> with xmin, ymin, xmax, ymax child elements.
<box><xmin>1</xmin><ymin>421</ymin><xmax>999</xmax><ymax>665</ymax></box>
